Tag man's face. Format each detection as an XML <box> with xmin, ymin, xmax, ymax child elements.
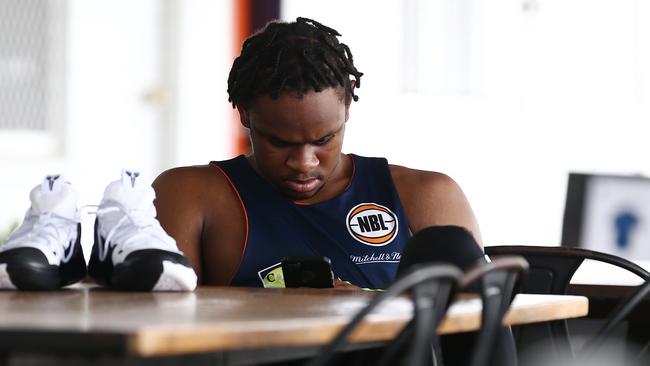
<box><xmin>240</xmin><ymin>87</ymin><xmax>350</xmax><ymax>202</ymax></box>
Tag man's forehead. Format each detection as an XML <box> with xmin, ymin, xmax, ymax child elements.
<box><xmin>248</xmin><ymin>87</ymin><xmax>346</xmax><ymax>109</ymax></box>
<box><xmin>248</xmin><ymin>96</ymin><xmax>344</xmax><ymax>127</ymax></box>
<box><xmin>252</xmin><ymin>119</ymin><xmax>344</xmax><ymax>140</ymax></box>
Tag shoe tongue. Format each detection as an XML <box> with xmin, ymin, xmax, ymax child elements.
<box><xmin>103</xmin><ymin>169</ymin><xmax>156</xmax><ymax>212</ymax></box>
<box><xmin>30</xmin><ymin>174</ymin><xmax>78</xmax><ymax>218</ymax></box>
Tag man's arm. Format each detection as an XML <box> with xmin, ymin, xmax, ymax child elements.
<box><xmin>152</xmin><ymin>167</ymin><xmax>208</xmax><ymax>282</ymax></box>
<box><xmin>390</xmin><ymin>165</ymin><xmax>483</xmax><ymax>248</ymax></box>
<box><xmin>152</xmin><ymin>165</ymin><xmax>248</xmax><ymax>285</ymax></box>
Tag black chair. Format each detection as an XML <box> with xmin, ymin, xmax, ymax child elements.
<box><xmin>311</xmin><ymin>257</ymin><xmax>527</xmax><ymax>366</ymax></box>
<box><xmin>427</xmin><ymin>256</ymin><xmax>527</xmax><ymax>366</ymax></box>
<box><xmin>485</xmin><ymin>245</ymin><xmax>650</xmax><ymax>364</ymax></box>
<box><xmin>460</xmin><ymin>256</ymin><xmax>529</xmax><ymax>366</ymax></box>
<box><xmin>378</xmin><ymin>256</ymin><xmax>528</xmax><ymax>366</ymax></box>
<box><xmin>307</xmin><ymin>263</ymin><xmax>462</xmax><ymax>366</ymax></box>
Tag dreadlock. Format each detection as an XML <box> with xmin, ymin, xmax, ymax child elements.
<box><xmin>227</xmin><ymin>17</ymin><xmax>363</xmax><ymax>108</ymax></box>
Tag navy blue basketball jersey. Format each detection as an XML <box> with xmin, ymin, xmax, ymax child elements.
<box><xmin>210</xmin><ymin>154</ymin><xmax>411</xmax><ymax>289</ymax></box>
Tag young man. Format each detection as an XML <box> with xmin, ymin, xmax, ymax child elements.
<box><xmin>153</xmin><ymin>17</ymin><xmax>482</xmax><ymax>289</ymax></box>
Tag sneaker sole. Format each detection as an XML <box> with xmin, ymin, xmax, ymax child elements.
<box><xmin>0</xmin><ymin>264</ymin><xmax>17</xmax><ymax>290</ymax></box>
<box><xmin>0</xmin><ymin>261</ymin><xmax>61</xmax><ymax>290</ymax></box>
<box><xmin>102</xmin><ymin>249</ymin><xmax>197</xmax><ymax>292</ymax></box>
<box><xmin>152</xmin><ymin>260</ymin><xmax>198</xmax><ymax>291</ymax></box>
<box><xmin>0</xmin><ymin>248</ymin><xmax>63</xmax><ymax>291</ymax></box>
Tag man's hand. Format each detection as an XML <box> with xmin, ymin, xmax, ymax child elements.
<box><xmin>334</xmin><ymin>278</ymin><xmax>362</xmax><ymax>290</ymax></box>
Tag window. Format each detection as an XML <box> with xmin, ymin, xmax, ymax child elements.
<box><xmin>0</xmin><ymin>0</ymin><xmax>65</xmax><ymax>157</ymax></box>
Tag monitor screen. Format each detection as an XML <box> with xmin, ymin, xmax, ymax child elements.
<box><xmin>562</xmin><ymin>173</ymin><xmax>650</xmax><ymax>259</ymax></box>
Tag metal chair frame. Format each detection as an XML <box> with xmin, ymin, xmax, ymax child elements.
<box><xmin>485</xmin><ymin>245</ymin><xmax>650</xmax><ymax>363</ymax></box>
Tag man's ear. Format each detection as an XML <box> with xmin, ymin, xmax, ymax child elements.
<box><xmin>345</xmin><ymin>79</ymin><xmax>356</xmax><ymax>106</ymax></box>
<box><xmin>236</xmin><ymin>105</ymin><xmax>250</xmax><ymax>128</ymax></box>
<box><xmin>345</xmin><ymin>103</ymin><xmax>351</xmax><ymax>122</ymax></box>
<box><xmin>344</xmin><ymin>80</ymin><xmax>356</xmax><ymax>122</ymax></box>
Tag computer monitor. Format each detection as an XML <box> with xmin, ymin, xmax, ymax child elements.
<box><xmin>562</xmin><ymin>173</ymin><xmax>650</xmax><ymax>259</ymax></box>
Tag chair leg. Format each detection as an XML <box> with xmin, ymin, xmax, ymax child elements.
<box><xmin>549</xmin><ymin>320</ymin><xmax>574</xmax><ymax>357</ymax></box>
<box><xmin>487</xmin><ymin>327</ymin><xmax>518</xmax><ymax>366</ymax></box>
<box><xmin>516</xmin><ymin>322</ymin><xmax>572</xmax><ymax>365</ymax></box>
<box><xmin>627</xmin><ymin>322</ymin><xmax>650</xmax><ymax>365</ymax></box>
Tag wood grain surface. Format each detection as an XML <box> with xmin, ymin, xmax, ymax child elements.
<box><xmin>0</xmin><ymin>285</ymin><xmax>588</xmax><ymax>357</ymax></box>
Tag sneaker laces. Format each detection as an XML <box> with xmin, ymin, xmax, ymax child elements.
<box><xmin>96</xmin><ymin>201</ymin><xmax>175</xmax><ymax>262</ymax></box>
<box><xmin>5</xmin><ymin>212</ymin><xmax>78</xmax><ymax>263</ymax></box>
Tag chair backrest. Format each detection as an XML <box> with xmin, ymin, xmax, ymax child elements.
<box><xmin>484</xmin><ymin>245</ymin><xmax>650</xmax><ymax>361</ymax></box>
<box><xmin>307</xmin><ymin>263</ymin><xmax>462</xmax><ymax>366</ymax></box>
<box><xmin>486</xmin><ymin>245</ymin><xmax>649</xmax><ymax>294</ymax></box>
<box><xmin>461</xmin><ymin>256</ymin><xmax>529</xmax><ymax>366</ymax></box>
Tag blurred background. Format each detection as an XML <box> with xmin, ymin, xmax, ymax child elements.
<box><xmin>1</xmin><ymin>0</ymin><xmax>649</xmax><ymax>251</ymax></box>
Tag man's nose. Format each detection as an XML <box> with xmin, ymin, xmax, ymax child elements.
<box><xmin>286</xmin><ymin>145</ymin><xmax>319</xmax><ymax>173</ymax></box>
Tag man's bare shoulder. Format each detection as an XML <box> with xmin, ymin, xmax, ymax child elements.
<box><xmin>389</xmin><ymin>164</ymin><xmax>458</xmax><ymax>194</ymax></box>
<box><xmin>154</xmin><ymin>164</ymin><xmax>227</xmax><ymax>189</ymax></box>
<box><xmin>153</xmin><ymin>164</ymin><xmax>233</xmax><ymax>206</ymax></box>
<box><xmin>388</xmin><ymin>164</ymin><xmax>482</xmax><ymax>245</ymax></box>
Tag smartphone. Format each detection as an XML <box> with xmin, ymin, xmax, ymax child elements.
<box><xmin>281</xmin><ymin>256</ymin><xmax>335</xmax><ymax>288</ymax></box>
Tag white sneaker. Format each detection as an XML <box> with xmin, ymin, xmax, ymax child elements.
<box><xmin>0</xmin><ymin>175</ymin><xmax>86</xmax><ymax>290</ymax></box>
<box><xmin>87</xmin><ymin>169</ymin><xmax>197</xmax><ymax>291</ymax></box>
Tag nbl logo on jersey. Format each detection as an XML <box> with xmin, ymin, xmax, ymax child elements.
<box><xmin>346</xmin><ymin>203</ymin><xmax>398</xmax><ymax>246</ymax></box>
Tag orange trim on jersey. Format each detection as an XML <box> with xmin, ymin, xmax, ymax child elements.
<box><xmin>209</xmin><ymin>162</ymin><xmax>249</xmax><ymax>285</ymax></box>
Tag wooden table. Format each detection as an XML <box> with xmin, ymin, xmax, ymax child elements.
<box><xmin>0</xmin><ymin>285</ymin><xmax>587</xmax><ymax>361</ymax></box>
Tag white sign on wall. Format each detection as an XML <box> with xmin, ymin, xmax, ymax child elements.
<box><xmin>581</xmin><ymin>175</ymin><xmax>650</xmax><ymax>259</ymax></box>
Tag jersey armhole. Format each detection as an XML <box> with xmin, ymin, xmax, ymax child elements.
<box><xmin>386</xmin><ymin>162</ymin><xmax>414</xmax><ymax>236</ymax></box>
<box><xmin>209</xmin><ymin>162</ymin><xmax>249</xmax><ymax>285</ymax></box>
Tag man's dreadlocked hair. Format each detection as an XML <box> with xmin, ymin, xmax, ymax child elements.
<box><xmin>227</xmin><ymin>17</ymin><xmax>363</xmax><ymax>108</ymax></box>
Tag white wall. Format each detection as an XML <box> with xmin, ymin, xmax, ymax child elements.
<box><xmin>2</xmin><ymin>0</ymin><xmax>649</xmax><ymax>250</ymax></box>
<box><xmin>0</xmin><ymin>0</ymin><xmax>234</xmax><ymax>252</ymax></box>
<box><xmin>173</xmin><ymin>0</ymin><xmax>234</xmax><ymax>168</ymax></box>
<box><xmin>1</xmin><ymin>0</ymin><xmax>165</xmax><ymax>239</ymax></box>
<box><xmin>282</xmin><ymin>0</ymin><xmax>650</xmax><ymax>246</ymax></box>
